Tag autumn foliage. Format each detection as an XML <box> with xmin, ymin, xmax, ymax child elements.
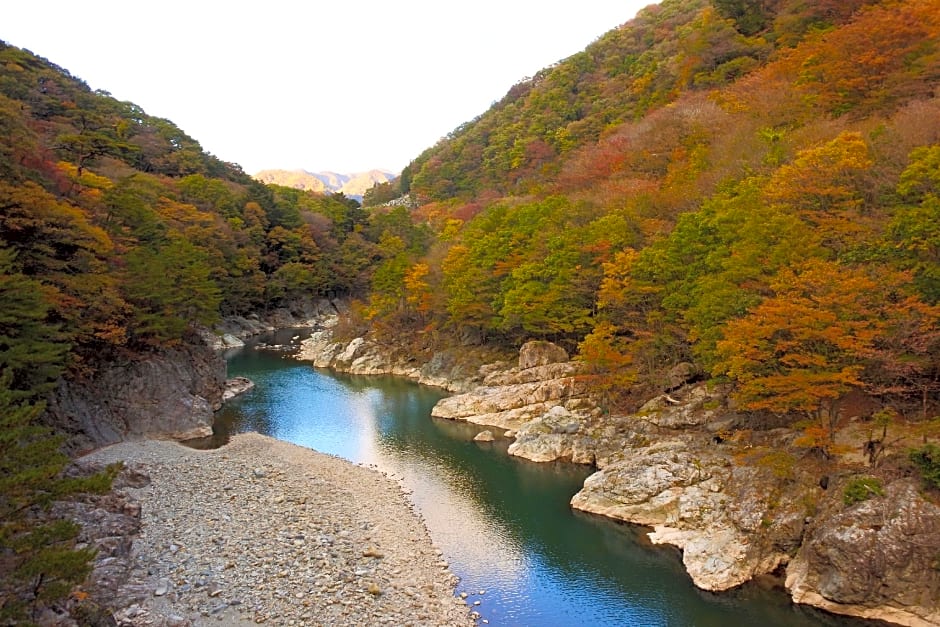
<box><xmin>2</xmin><ymin>0</ymin><xmax>940</xmax><ymax>612</ymax></box>
<box><xmin>379</xmin><ymin>0</ymin><xmax>940</xmax><ymax>423</ymax></box>
<box><xmin>0</xmin><ymin>40</ymin><xmax>419</xmax><ymax>618</ymax></box>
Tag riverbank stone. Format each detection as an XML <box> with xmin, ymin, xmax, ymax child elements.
<box><xmin>78</xmin><ymin>434</ymin><xmax>472</xmax><ymax>626</ymax></box>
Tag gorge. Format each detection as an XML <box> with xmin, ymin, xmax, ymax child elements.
<box><xmin>204</xmin><ymin>330</ymin><xmax>860</xmax><ymax>626</ymax></box>
<box><xmin>2</xmin><ymin>0</ymin><xmax>940</xmax><ymax>623</ymax></box>
<box><xmin>287</xmin><ymin>314</ymin><xmax>940</xmax><ymax>626</ymax></box>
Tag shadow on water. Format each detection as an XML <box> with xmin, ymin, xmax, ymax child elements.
<box><xmin>187</xmin><ymin>338</ymin><xmax>886</xmax><ymax>627</ymax></box>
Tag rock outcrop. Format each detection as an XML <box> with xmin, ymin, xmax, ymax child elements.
<box><xmin>561</xmin><ymin>382</ymin><xmax>940</xmax><ymax>623</ymax></box>
<box><xmin>473</xmin><ymin>430</ymin><xmax>495</xmax><ymax>442</ymax></box>
<box><xmin>431</xmin><ymin>374</ymin><xmax>584</xmax><ymax>431</ymax></box>
<box><xmin>518</xmin><ymin>340</ymin><xmax>569</xmax><ymax>369</ymax></box>
<box><xmin>49</xmin><ymin>464</ymin><xmax>148</xmax><ymax>622</ymax></box>
<box><xmin>430</xmin><ymin>344</ymin><xmax>593</xmax><ymax>435</ymax></box>
<box><xmin>569</xmin><ymin>437</ymin><xmax>795</xmax><ymax>592</ymax></box>
<box><xmin>563</xmin><ymin>385</ymin><xmax>811</xmax><ymax>592</ymax></box>
<box><xmin>44</xmin><ymin>299</ymin><xmax>346</xmax><ymax>454</ymax></box>
<box><xmin>296</xmin><ymin>325</ymin><xmax>506</xmax><ymax>393</ymax></box>
<box><xmin>786</xmin><ymin>479</ymin><xmax>940</xmax><ymax>626</ymax></box>
<box><xmin>506</xmin><ymin>405</ymin><xmax>596</xmax><ymax>464</ymax></box>
<box><xmin>201</xmin><ymin>298</ymin><xmax>344</xmax><ymax>350</ymax></box>
<box><xmin>44</xmin><ymin>344</ymin><xmax>226</xmax><ymax>454</ymax></box>
<box><xmin>637</xmin><ymin>385</ymin><xmax>729</xmax><ymax>429</ymax></box>
<box><xmin>425</xmin><ymin>341</ymin><xmax>617</xmax><ymax>466</ymax></box>
<box><xmin>222</xmin><ymin>376</ymin><xmax>255</xmax><ymax>402</ymax></box>
<box><xmin>296</xmin><ymin>321</ymin><xmax>940</xmax><ymax>625</ymax></box>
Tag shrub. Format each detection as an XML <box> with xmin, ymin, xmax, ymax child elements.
<box><xmin>910</xmin><ymin>444</ymin><xmax>940</xmax><ymax>490</ymax></box>
<box><xmin>843</xmin><ymin>477</ymin><xmax>884</xmax><ymax>505</ymax></box>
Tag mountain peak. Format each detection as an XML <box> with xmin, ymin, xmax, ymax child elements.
<box><xmin>254</xmin><ymin>168</ymin><xmax>398</xmax><ymax>200</ymax></box>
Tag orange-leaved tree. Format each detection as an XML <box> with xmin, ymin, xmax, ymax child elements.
<box><xmin>763</xmin><ymin>131</ymin><xmax>874</xmax><ymax>255</ymax></box>
<box><xmin>713</xmin><ymin>259</ymin><xmax>886</xmax><ymax>455</ymax></box>
<box><xmin>578</xmin><ymin>320</ymin><xmax>637</xmax><ymax>411</ymax></box>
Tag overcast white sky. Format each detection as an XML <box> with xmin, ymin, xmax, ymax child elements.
<box><xmin>3</xmin><ymin>1</ymin><xmax>653</xmax><ymax>175</ymax></box>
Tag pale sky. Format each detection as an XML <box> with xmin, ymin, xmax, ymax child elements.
<box><xmin>3</xmin><ymin>1</ymin><xmax>654</xmax><ymax>175</ymax></box>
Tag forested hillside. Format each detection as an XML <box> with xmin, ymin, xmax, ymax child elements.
<box><xmin>2</xmin><ymin>0</ymin><xmax>940</xmax><ymax>619</ymax></box>
<box><xmin>0</xmin><ymin>41</ymin><xmax>433</xmax><ymax>393</ymax></box>
<box><xmin>0</xmin><ymin>41</ymin><xmax>429</xmax><ymax>618</ymax></box>
<box><xmin>366</xmin><ymin>0</ymin><xmax>940</xmax><ymax>425</ymax></box>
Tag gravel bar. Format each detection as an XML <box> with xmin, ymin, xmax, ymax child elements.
<box><xmin>80</xmin><ymin>433</ymin><xmax>473</xmax><ymax>626</ymax></box>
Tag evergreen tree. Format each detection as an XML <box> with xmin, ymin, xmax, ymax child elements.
<box><xmin>0</xmin><ymin>248</ymin><xmax>69</xmax><ymax>397</ymax></box>
<box><xmin>0</xmin><ymin>250</ymin><xmax>115</xmax><ymax>621</ymax></box>
<box><xmin>0</xmin><ymin>379</ymin><xmax>115</xmax><ymax>622</ymax></box>
<box><xmin>124</xmin><ymin>238</ymin><xmax>221</xmax><ymax>345</ymax></box>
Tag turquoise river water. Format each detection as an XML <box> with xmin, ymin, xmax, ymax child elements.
<box><xmin>195</xmin><ymin>333</ymin><xmax>877</xmax><ymax>627</ymax></box>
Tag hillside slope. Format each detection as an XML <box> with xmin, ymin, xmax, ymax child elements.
<box><xmin>0</xmin><ymin>39</ymin><xmax>434</xmax><ymax>620</ymax></box>
<box><xmin>352</xmin><ymin>3</ymin><xmax>940</xmax><ymax>620</ymax></box>
<box><xmin>404</xmin><ymin>0</ymin><xmax>936</xmax><ymax>201</ymax></box>
<box><xmin>367</xmin><ymin>0</ymin><xmax>940</xmax><ymax>410</ymax></box>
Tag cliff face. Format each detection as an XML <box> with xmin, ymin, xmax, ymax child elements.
<box><xmin>786</xmin><ymin>480</ymin><xmax>940</xmax><ymax>626</ymax></box>
<box><xmin>44</xmin><ymin>344</ymin><xmax>226</xmax><ymax>454</ymax></box>
<box><xmin>45</xmin><ymin>299</ymin><xmax>344</xmax><ymax>455</ymax></box>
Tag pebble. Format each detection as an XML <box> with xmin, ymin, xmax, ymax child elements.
<box><xmin>81</xmin><ymin>433</ymin><xmax>472</xmax><ymax>626</ymax></box>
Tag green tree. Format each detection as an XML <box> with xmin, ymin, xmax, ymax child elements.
<box><xmin>362</xmin><ymin>179</ymin><xmax>402</xmax><ymax>207</ymax></box>
<box><xmin>0</xmin><ymin>378</ymin><xmax>115</xmax><ymax>622</ymax></box>
<box><xmin>909</xmin><ymin>444</ymin><xmax>940</xmax><ymax>490</ymax></box>
<box><xmin>55</xmin><ymin>111</ymin><xmax>122</xmax><ymax>176</ymax></box>
<box><xmin>0</xmin><ymin>247</ymin><xmax>69</xmax><ymax>398</ymax></box>
<box><xmin>124</xmin><ymin>239</ymin><xmax>221</xmax><ymax>344</ymax></box>
<box><xmin>441</xmin><ymin>243</ymin><xmax>502</xmax><ymax>334</ymax></box>
<box><xmin>266</xmin><ymin>262</ymin><xmax>329</xmax><ymax>305</ymax></box>
<box><xmin>886</xmin><ymin>145</ymin><xmax>940</xmax><ymax>303</ymax></box>
<box><xmin>500</xmin><ymin>251</ymin><xmax>595</xmax><ymax>338</ymax></box>
<box><xmin>368</xmin><ymin>252</ymin><xmax>411</xmax><ymax>320</ymax></box>
<box><xmin>713</xmin><ymin>0</ymin><xmax>773</xmax><ymax>35</ymax></box>
<box><xmin>102</xmin><ymin>174</ymin><xmax>167</xmax><ymax>245</ymax></box>
<box><xmin>177</xmin><ymin>174</ymin><xmax>239</xmax><ymax>217</ymax></box>
<box><xmin>0</xmin><ymin>253</ymin><xmax>115</xmax><ymax>621</ymax></box>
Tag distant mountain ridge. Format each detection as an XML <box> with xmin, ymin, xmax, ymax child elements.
<box><xmin>254</xmin><ymin>168</ymin><xmax>397</xmax><ymax>200</ymax></box>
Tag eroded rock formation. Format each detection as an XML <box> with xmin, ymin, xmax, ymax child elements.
<box><xmin>786</xmin><ymin>479</ymin><xmax>940</xmax><ymax>626</ymax></box>
<box><xmin>296</xmin><ymin>329</ymin><xmax>940</xmax><ymax>625</ymax></box>
<box><xmin>296</xmin><ymin>324</ymin><xmax>505</xmax><ymax>393</ymax></box>
<box><xmin>45</xmin><ymin>344</ymin><xmax>225</xmax><ymax>454</ymax></box>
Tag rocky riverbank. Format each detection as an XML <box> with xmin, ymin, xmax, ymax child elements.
<box><xmin>295</xmin><ymin>315</ymin><xmax>512</xmax><ymax>394</ymax></box>
<box><xmin>199</xmin><ymin>299</ymin><xmax>346</xmax><ymax>351</ymax></box>
<box><xmin>71</xmin><ymin>434</ymin><xmax>472</xmax><ymax>626</ymax></box>
<box><xmin>296</xmin><ymin>326</ymin><xmax>940</xmax><ymax>626</ymax></box>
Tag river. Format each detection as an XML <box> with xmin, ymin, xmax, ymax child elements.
<box><xmin>194</xmin><ymin>333</ymin><xmax>874</xmax><ymax>626</ymax></box>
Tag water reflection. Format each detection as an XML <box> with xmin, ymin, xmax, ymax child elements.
<box><xmin>202</xmin><ymin>341</ymin><xmax>879</xmax><ymax>627</ymax></box>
